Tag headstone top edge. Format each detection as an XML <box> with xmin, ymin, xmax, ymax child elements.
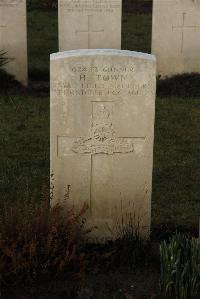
<box><xmin>50</xmin><ymin>49</ymin><xmax>156</xmax><ymax>62</ymax></box>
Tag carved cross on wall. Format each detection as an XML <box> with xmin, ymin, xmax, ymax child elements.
<box><xmin>76</xmin><ymin>15</ymin><xmax>104</xmax><ymax>48</ymax></box>
<box><xmin>57</xmin><ymin>101</ymin><xmax>145</xmax><ymax>207</ymax></box>
<box><xmin>172</xmin><ymin>12</ymin><xmax>200</xmax><ymax>53</ymax></box>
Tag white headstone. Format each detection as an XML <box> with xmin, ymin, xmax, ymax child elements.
<box><xmin>0</xmin><ymin>0</ymin><xmax>28</xmax><ymax>85</ymax></box>
<box><xmin>50</xmin><ymin>49</ymin><xmax>156</xmax><ymax>242</ymax></box>
<box><xmin>152</xmin><ymin>0</ymin><xmax>200</xmax><ymax>77</ymax></box>
<box><xmin>58</xmin><ymin>0</ymin><xmax>122</xmax><ymax>51</ymax></box>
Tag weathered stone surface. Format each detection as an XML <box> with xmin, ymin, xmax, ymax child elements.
<box><xmin>58</xmin><ymin>0</ymin><xmax>122</xmax><ymax>51</ymax></box>
<box><xmin>50</xmin><ymin>49</ymin><xmax>156</xmax><ymax>242</ymax></box>
<box><xmin>152</xmin><ymin>0</ymin><xmax>200</xmax><ymax>77</ymax></box>
<box><xmin>0</xmin><ymin>0</ymin><xmax>27</xmax><ymax>85</ymax></box>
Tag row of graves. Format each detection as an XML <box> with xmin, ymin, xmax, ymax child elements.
<box><xmin>0</xmin><ymin>0</ymin><xmax>200</xmax><ymax>242</ymax></box>
<box><xmin>1</xmin><ymin>0</ymin><xmax>200</xmax><ymax>85</ymax></box>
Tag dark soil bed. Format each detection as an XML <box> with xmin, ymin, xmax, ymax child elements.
<box><xmin>1</xmin><ymin>265</ymin><xmax>160</xmax><ymax>299</ymax></box>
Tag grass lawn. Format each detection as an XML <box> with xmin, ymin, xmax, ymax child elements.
<box><xmin>0</xmin><ymin>9</ymin><xmax>199</xmax><ymax>233</ymax></box>
<box><xmin>0</xmin><ymin>93</ymin><xmax>49</xmax><ymax>203</ymax></box>
<box><xmin>28</xmin><ymin>9</ymin><xmax>58</xmax><ymax>80</ymax></box>
<box><xmin>153</xmin><ymin>97</ymin><xmax>200</xmax><ymax>231</ymax></box>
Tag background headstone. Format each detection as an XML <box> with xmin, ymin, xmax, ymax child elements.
<box><xmin>50</xmin><ymin>49</ymin><xmax>156</xmax><ymax>242</ymax></box>
<box><xmin>152</xmin><ymin>0</ymin><xmax>200</xmax><ymax>77</ymax></box>
<box><xmin>0</xmin><ymin>0</ymin><xmax>28</xmax><ymax>85</ymax></box>
<box><xmin>58</xmin><ymin>0</ymin><xmax>122</xmax><ymax>51</ymax></box>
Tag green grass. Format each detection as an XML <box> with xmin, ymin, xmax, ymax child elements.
<box><xmin>28</xmin><ymin>9</ymin><xmax>58</xmax><ymax>80</ymax></box>
<box><xmin>0</xmin><ymin>9</ymin><xmax>199</xmax><ymax>232</ymax></box>
<box><xmin>122</xmin><ymin>13</ymin><xmax>152</xmax><ymax>53</ymax></box>
<box><xmin>152</xmin><ymin>97</ymin><xmax>200</xmax><ymax>229</ymax></box>
<box><xmin>0</xmin><ymin>93</ymin><xmax>49</xmax><ymax>203</ymax></box>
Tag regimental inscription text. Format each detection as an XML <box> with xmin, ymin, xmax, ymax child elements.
<box><xmin>0</xmin><ymin>0</ymin><xmax>25</xmax><ymax>7</ymax></box>
<box><xmin>59</xmin><ymin>0</ymin><xmax>121</xmax><ymax>13</ymax></box>
<box><xmin>52</xmin><ymin>64</ymin><xmax>153</xmax><ymax>97</ymax></box>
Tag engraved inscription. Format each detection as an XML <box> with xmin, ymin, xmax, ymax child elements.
<box><xmin>60</xmin><ymin>0</ymin><xmax>121</xmax><ymax>13</ymax></box>
<box><xmin>72</xmin><ymin>104</ymin><xmax>134</xmax><ymax>154</ymax></box>
<box><xmin>172</xmin><ymin>12</ymin><xmax>200</xmax><ymax>53</ymax></box>
<box><xmin>52</xmin><ymin>64</ymin><xmax>153</xmax><ymax>97</ymax></box>
<box><xmin>0</xmin><ymin>25</ymin><xmax>6</xmax><ymax>31</ymax></box>
<box><xmin>0</xmin><ymin>0</ymin><xmax>25</xmax><ymax>7</ymax></box>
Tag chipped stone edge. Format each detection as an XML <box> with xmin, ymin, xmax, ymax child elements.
<box><xmin>50</xmin><ymin>49</ymin><xmax>156</xmax><ymax>62</ymax></box>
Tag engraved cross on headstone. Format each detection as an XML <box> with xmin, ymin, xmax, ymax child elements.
<box><xmin>76</xmin><ymin>15</ymin><xmax>104</xmax><ymax>48</ymax></box>
<box><xmin>172</xmin><ymin>12</ymin><xmax>200</xmax><ymax>53</ymax></box>
<box><xmin>57</xmin><ymin>101</ymin><xmax>145</xmax><ymax>207</ymax></box>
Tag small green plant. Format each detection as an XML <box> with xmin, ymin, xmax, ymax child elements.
<box><xmin>160</xmin><ymin>233</ymin><xmax>200</xmax><ymax>299</ymax></box>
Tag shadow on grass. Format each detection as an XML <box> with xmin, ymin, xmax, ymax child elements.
<box><xmin>29</xmin><ymin>68</ymin><xmax>50</xmax><ymax>82</ymax></box>
<box><xmin>123</xmin><ymin>0</ymin><xmax>152</xmax><ymax>14</ymax></box>
<box><xmin>157</xmin><ymin>73</ymin><xmax>200</xmax><ymax>98</ymax></box>
<box><xmin>0</xmin><ymin>70</ymin><xmax>21</xmax><ymax>91</ymax></box>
